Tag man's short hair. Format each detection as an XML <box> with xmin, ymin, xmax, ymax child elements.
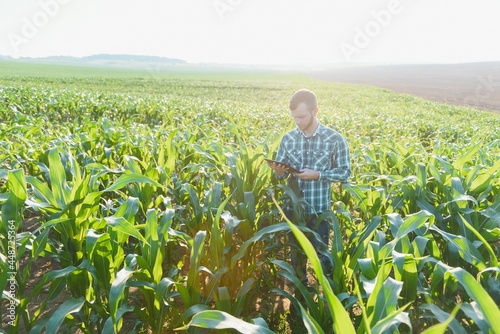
<box><xmin>289</xmin><ymin>89</ymin><xmax>317</xmax><ymax>111</ymax></box>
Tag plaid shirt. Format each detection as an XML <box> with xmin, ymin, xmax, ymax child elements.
<box><xmin>275</xmin><ymin>123</ymin><xmax>351</xmax><ymax>215</ymax></box>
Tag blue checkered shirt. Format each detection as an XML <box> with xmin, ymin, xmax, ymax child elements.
<box><xmin>275</xmin><ymin>123</ymin><xmax>351</xmax><ymax>215</ymax></box>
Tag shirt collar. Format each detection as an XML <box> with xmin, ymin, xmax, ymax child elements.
<box><xmin>299</xmin><ymin>122</ymin><xmax>323</xmax><ymax>138</ymax></box>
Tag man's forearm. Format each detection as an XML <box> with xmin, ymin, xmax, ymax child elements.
<box><xmin>318</xmin><ymin>167</ymin><xmax>351</xmax><ymax>182</ymax></box>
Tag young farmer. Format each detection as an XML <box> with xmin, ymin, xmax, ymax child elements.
<box><xmin>267</xmin><ymin>88</ymin><xmax>351</xmax><ymax>285</ymax></box>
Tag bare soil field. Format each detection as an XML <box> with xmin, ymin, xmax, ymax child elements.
<box><xmin>310</xmin><ymin>62</ymin><xmax>500</xmax><ymax>113</ymax></box>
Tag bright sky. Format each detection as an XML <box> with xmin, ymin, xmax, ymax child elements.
<box><xmin>0</xmin><ymin>0</ymin><xmax>499</xmax><ymax>66</ymax></box>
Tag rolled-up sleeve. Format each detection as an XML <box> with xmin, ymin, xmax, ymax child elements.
<box><xmin>318</xmin><ymin>136</ymin><xmax>351</xmax><ymax>183</ymax></box>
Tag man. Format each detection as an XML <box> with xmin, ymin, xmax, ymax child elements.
<box><xmin>267</xmin><ymin>88</ymin><xmax>351</xmax><ymax>285</ymax></box>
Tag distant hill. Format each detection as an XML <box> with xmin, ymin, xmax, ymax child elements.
<box><xmin>0</xmin><ymin>54</ymin><xmax>186</xmax><ymax>69</ymax></box>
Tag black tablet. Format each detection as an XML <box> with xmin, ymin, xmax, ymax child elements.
<box><xmin>264</xmin><ymin>159</ymin><xmax>303</xmax><ymax>173</ymax></box>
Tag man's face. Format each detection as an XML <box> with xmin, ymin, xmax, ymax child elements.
<box><xmin>290</xmin><ymin>102</ymin><xmax>317</xmax><ymax>133</ymax></box>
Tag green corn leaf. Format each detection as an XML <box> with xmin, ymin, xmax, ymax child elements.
<box><xmin>353</xmin><ymin>275</ymin><xmax>372</xmax><ymax>334</ymax></box>
<box><xmin>430</xmin><ymin>225</ymin><xmax>486</xmax><ymax>271</ymax></box>
<box><xmin>179</xmin><ymin>304</ymin><xmax>211</xmax><ymax>325</ymax></box>
<box><xmin>370</xmin><ymin>302</ymin><xmax>412</xmax><ymax>334</ymax></box>
<box><xmin>395</xmin><ymin>210</ymin><xmax>433</xmax><ymax>239</ymax></box>
<box><xmin>176</xmin><ymin>284</ymin><xmax>193</xmax><ymax>312</ymax></box>
<box><xmin>416</xmin><ymin>162</ymin><xmax>427</xmax><ymax>189</ymax></box>
<box><xmin>144</xmin><ymin>208</ymin><xmax>163</xmax><ymax>282</ymax></box>
<box><xmin>85</xmin><ymin>229</ymin><xmax>114</xmax><ymax>291</ymax></box>
<box><xmin>344</xmin><ymin>183</ymin><xmax>369</xmax><ymax>212</ymax></box>
<box><xmin>32</xmin><ymin>228</ymin><xmax>50</xmax><ymax>258</ymax></box>
<box><xmin>183</xmin><ymin>183</ymin><xmax>204</xmax><ymax>218</ymax></box>
<box><xmin>44</xmin><ymin>297</ymin><xmax>85</xmax><ymax>334</ymax></box>
<box><xmin>164</xmin><ymin>129</ymin><xmax>177</xmax><ymax>174</ymax></box>
<box><xmin>208</xmin><ymin>181</ymin><xmax>223</xmax><ymax>209</ymax></box>
<box><xmin>68</xmin><ymin>168</ymin><xmax>87</xmax><ymax>203</ymax></box>
<box><xmin>216</xmin><ymin>286</ymin><xmax>232</xmax><ymax>313</ymax></box>
<box><xmin>412</xmin><ymin>235</ymin><xmax>430</xmax><ymax>258</ymax></box>
<box><xmin>465</xmin><ymin>165</ymin><xmax>489</xmax><ymax>194</ymax></box>
<box><xmin>29</xmin><ymin>270</ymin><xmax>67</xmax><ymax>320</ymax></box>
<box><xmin>460</xmin><ymin>303</ymin><xmax>492</xmax><ymax>333</ymax></box>
<box><xmin>105</xmin><ymin>216</ymin><xmax>148</xmax><ymax>245</ymax></box>
<box><xmin>362</xmin><ymin>259</ymin><xmax>391</xmax><ymax>328</ymax></box>
<box><xmin>359</xmin><ymin>258</ymin><xmax>378</xmax><ymax>280</ymax></box>
<box><xmin>298</xmin><ymin>302</ymin><xmax>326</xmax><ymax>334</ymax></box>
<box><xmin>452</xmin><ymin>144</ymin><xmax>480</xmax><ymax>170</ymax></box>
<box><xmin>331</xmin><ymin>213</ymin><xmax>347</xmax><ymax>292</ymax></box>
<box><xmin>231</xmin><ymin>222</ymin><xmax>290</xmax><ymax>268</ymax></box>
<box><xmin>272</xmin><ymin>194</ymin><xmax>355</xmax><ymax>334</ymax></box>
<box><xmin>445</xmin><ymin>267</ymin><xmax>500</xmax><ymax>334</ymax></box>
<box><xmin>74</xmin><ymin>191</ymin><xmax>102</xmax><ymax>226</ymax></box>
<box><xmin>109</xmin><ymin>254</ymin><xmax>137</xmax><ymax>325</ymax></box>
<box><xmin>277</xmin><ymin>269</ymin><xmax>320</xmax><ymax>320</ymax></box>
<box><xmin>420</xmin><ymin>303</ymin><xmax>463</xmax><ymax>334</ymax></box>
<box><xmin>477</xmin><ymin>266</ymin><xmax>500</xmax><ymax>280</ymax></box>
<box><xmin>1</xmin><ymin>169</ymin><xmax>26</xmax><ymax>232</ymax></box>
<box><xmin>26</xmin><ymin>175</ymin><xmax>57</xmax><ymax>208</ymax></box>
<box><xmin>175</xmin><ymin>310</ymin><xmax>274</xmax><ymax>334</ymax></box>
<box><xmin>102</xmin><ymin>173</ymin><xmax>163</xmax><ymax>192</ymax></box>
<box><xmin>298</xmin><ymin>227</ymin><xmax>354</xmax><ymax>333</ymax></box>
<box><xmin>7</xmin><ymin>169</ymin><xmax>27</xmax><ymax>204</ymax></box>
<box><xmin>185</xmin><ymin>230</ymin><xmax>206</xmax><ymax>306</ymax></box>
<box><xmin>102</xmin><ymin>304</ymin><xmax>134</xmax><ymax>334</ymax></box>
<box><xmin>210</xmin><ymin>187</ymin><xmax>233</xmax><ymax>271</ymax></box>
<box><xmin>48</xmin><ymin>147</ymin><xmax>70</xmax><ymax>208</ymax></box>
<box><xmin>456</xmin><ymin>213</ymin><xmax>498</xmax><ymax>267</ymax></box>
<box><xmin>450</xmin><ymin>177</ymin><xmax>465</xmax><ymax>196</ymax></box>
<box><xmin>372</xmin><ymin>277</ymin><xmax>404</xmax><ymax>326</ymax></box>
<box><xmin>28</xmin><ymin>266</ymin><xmax>78</xmax><ymax>306</ymax></box>
<box><xmin>155</xmin><ymin>276</ymin><xmax>176</xmax><ymax>306</ymax></box>
<box><xmin>419</xmin><ymin>304</ymin><xmax>467</xmax><ymax>334</ymax></box>
<box><xmin>347</xmin><ymin>215</ymin><xmax>381</xmax><ymax>282</ymax></box>
<box><xmin>243</xmin><ymin>191</ymin><xmax>257</xmax><ymax>223</ymax></box>
<box><xmin>393</xmin><ymin>251</ymin><xmax>418</xmax><ymax>304</ymax></box>
<box><xmin>123</xmin><ymin>155</ymin><xmax>143</xmax><ymax>174</ymax></box>
<box><xmin>379</xmin><ymin>211</ymin><xmax>433</xmax><ymax>260</ymax></box>
<box><xmin>234</xmin><ymin>278</ymin><xmax>255</xmax><ymax>317</ymax></box>
<box><xmin>115</xmin><ymin>196</ymin><xmax>140</xmax><ymax>226</ymax></box>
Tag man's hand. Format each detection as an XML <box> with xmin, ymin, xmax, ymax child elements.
<box><xmin>266</xmin><ymin>161</ymin><xmax>289</xmax><ymax>176</ymax></box>
<box><xmin>294</xmin><ymin>168</ymin><xmax>319</xmax><ymax>181</ymax></box>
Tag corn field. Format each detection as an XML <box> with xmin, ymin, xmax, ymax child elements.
<box><xmin>0</xmin><ymin>67</ymin><xmax>499</xmax><ymax>333</ymax></box>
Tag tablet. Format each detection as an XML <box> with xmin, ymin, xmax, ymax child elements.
<box><xmin>264</xmin><ymin>159</ymin><xmax>303</xmax><ymax>173</ymax></box>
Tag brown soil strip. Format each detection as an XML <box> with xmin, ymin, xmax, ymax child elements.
<box><xmin>310</xmin><ymin>62</ymin><xmax>500</xmax><ymax>113</ymax></box>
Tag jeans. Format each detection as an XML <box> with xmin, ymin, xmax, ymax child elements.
<box><xmin>285</xmin><ymin>210</ymin><xmax>332</xmax><ymax>283</ymax></box>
